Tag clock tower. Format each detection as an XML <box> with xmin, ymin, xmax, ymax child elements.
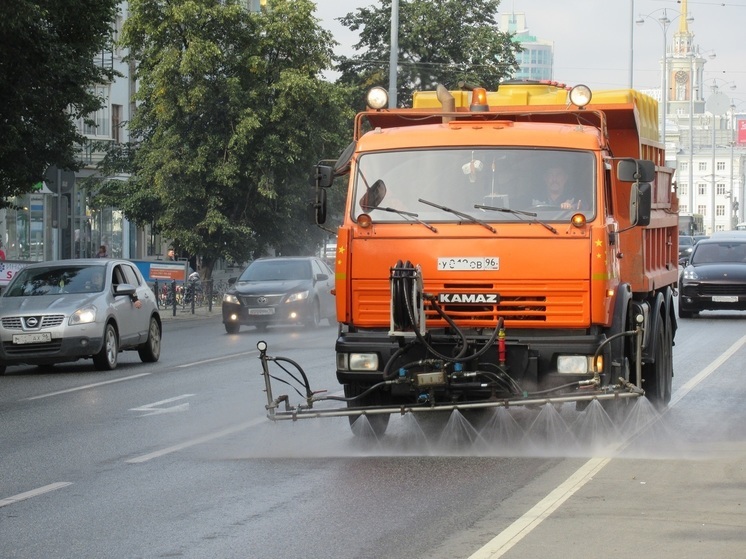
<box><xmin>665</xmin><ymin>0</ymin><xmax>708</xmax><ymax>115</ymax></box>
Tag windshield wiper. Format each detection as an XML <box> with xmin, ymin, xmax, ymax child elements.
<box><xmin>474</xmin><ymin>204</ymin><xmax>558</xmax><ymax>234</ymax></box>
<box><xmin>362</xmin><ymin>205</ymin><xmax>438</xmax><ymax>233</ymax></box>
<box><xmin>418</xmin><ymin>198</ymin><xmax>496</xmax><ymax>233</ymax></box>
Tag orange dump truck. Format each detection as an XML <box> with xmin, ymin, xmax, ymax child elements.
<box><xmin>261</xmin><ymin>81</ymin><xmax>678</xmax><ymax>436</ymax></box>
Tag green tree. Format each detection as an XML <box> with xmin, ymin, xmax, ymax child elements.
<box><xmin>337</xmin><ymin>0</ymin><xmax>521</xmax><ymax>106</ymax></box>
<box><xmin>114</xmin><ymin>0</ymin><xmax>354</xmax><ymax>279</ymax></box>
<box><xmin>0</xmin><ymin>0</ymin><xmax>119</xmax><ymax>202</ymax></box>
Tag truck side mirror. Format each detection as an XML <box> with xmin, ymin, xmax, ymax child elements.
<box><xmin>314</xmin><ymin>187</ymin><xmax>327</xmax><ymax>225</ymax></box>
<box><xmin>309</xmin><ymin>164</ymin><xmax>334</xmax><ymax>188</ymax></box>
<box><xmin>617</xmin><ymin>159</ymin><xmax>655</xmax><ymax>183</ymax></box>
<box><xmin>630</xmin><ymin>182</ymin><xmax>651</xmax><ymax>227</ymax></box>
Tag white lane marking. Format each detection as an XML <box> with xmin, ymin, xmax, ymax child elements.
<box><xmin>0</xmin><ymin>482</ymin><xmax>73</xmax><ymax>508</ymax></box>
<box><xmin>129</xmin><ymin>394</ymin><xmax>194</xmax><ymax>416</ymax></box>
<box><xmin>176</xmin><ymin>350</ymin><xmax>258</xmax><ymax>368</ymax></box>
<box><xmin>126</xmin><ymin>418</ymin><xmax>266</xmax><ymax>463</ymax></box>
<box><xmin>25</xmin><ymin>373</ymin><xmax>151</xmax><ymax>401</ymax></box>
<box><xmin>22</xmin><ymin>350</ymin><xmax>257</xmax><ymax>400</ymax></box>
<box><xmin>468</xmin><ymin>333</ymin><xmax>746</xmax><ymax>559</ymax></box>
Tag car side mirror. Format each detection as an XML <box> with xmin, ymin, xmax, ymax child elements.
<box><xmin>114</xmin><ymin>283</ymin><xmax>136</xmax><ymax>297</ymax></box>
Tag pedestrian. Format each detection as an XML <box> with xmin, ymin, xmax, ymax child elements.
<box><xmin>96</xmin><ymin>245</ymin><xmax>109</xmax><ymax>258</ymax></box>
<box><xmin>167</xmin><ymin>248</ymin><xmax>175</xmax><ymax>261</ymax></box>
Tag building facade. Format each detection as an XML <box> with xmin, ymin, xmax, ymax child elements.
<box><xmin>0</xmin><ymin>2</ymin><xmax>163</xmax><ymax>264</ymax></box>
<box><xmin>500</xmin><ymin>13</ymin><xmax>553</xmax><ymax>82</ymax></box>
<box><xmin>659</xmin><ymin>0</ymin><xmax>745</xmax><ymax>232</ymax></box>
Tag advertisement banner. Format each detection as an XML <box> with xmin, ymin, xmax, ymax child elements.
<box><xmin>738</xmin><ymin>117</ymin><xmax>746</xmax><ymax>145</ymax></box>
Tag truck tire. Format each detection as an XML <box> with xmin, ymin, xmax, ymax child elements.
<box><xmin>344</xmin><ymin>383</ymin><xmax>390</xmax><ymax>437</ymax></box>
<box><xmin>641</xmin><ymin>314</ymin><xmax>673</xmax><ymax>409</ymax></box>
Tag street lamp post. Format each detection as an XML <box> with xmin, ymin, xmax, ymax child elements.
<box><xmin>636</xmin><ymin>9</ymin><xmax>693</xmax><ymax>150</ymax></box>
<box><xmin>703</xmin><ymin>79</ymin><xmax>735</xmax><ymax>232</ymax></box>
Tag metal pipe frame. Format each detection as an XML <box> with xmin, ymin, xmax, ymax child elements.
<box><xmin>264</xmin><ymin>389</ymin><xmax>644</xmax><ymax>422</ymax></box>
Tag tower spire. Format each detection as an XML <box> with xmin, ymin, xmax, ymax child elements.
<box><xmin>679</xmin><ymin>0</ymin><xmax>689</xmax><ymax>33</ymax></box>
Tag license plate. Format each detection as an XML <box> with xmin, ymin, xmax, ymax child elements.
<box><xmin>437</xmin><ymin>257</ymin><xmax>499</xmax><ymax>271</ymax></box>
<box><xmin>13</xmin><ymin>332</ymin><xmax>52</xmax><ymax>344</ymax></box>
<box><xmin>248</xmin><ymin>308</ymin><xmax>274</xmax><ymax>315</ymax></box>
<box><xmin>712</xmin><ymin>295</ymin><xmax>738</xmax><ymax>302</ymax></box>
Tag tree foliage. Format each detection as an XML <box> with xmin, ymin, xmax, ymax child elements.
<box><xmin>0</xmin><ymin>0</ymin><xmax>119</xmax><ymax>202</ymax></box>
<box><xmin>337</xmin><ymin>0</ymin><xmax>521</xmax><ymax>106</ymax></box>
<box><xmin>113</xmin><ymin>0</ymin><xmax>354</xmax><ymax>278</ymax></box>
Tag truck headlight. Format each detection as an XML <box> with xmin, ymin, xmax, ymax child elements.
<box><xmin>557</xmin><ymin>355</ymin><xmax>598</xmax><ymax>375</ymax></box>
<box><xmin>338</xmin><ymin>353</ymin><xmax>379</xmax><ymax>371</ymax></box>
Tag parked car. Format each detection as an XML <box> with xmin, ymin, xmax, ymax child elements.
<box><xmin>693</xmin><ymin>235</ymin><xmax>709</xmax><ymax>244</ymax></box>
<box><xmin>678</xmin><ymin>235</ymin><xmax>695</xmax><ymax>263</ymax></box>
<box><xmin>222</xmin><ymin>256</ymin><xmax>336</xmax><ymax>333</ymax></box>
<box><xmin>678</xmin><ymin>237</ymin><xmax>746</xmax><ymax>318</ymax></box>
<box><xmin>0</xmin><ymin>259</ymin><xmax>161</xmax><ymax>373</ymax></box>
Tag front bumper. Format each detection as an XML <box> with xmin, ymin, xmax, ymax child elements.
<box><xmin>0</xmin><ymin>334</ymin><xmax>105</xmax><ymax>366</ymax></box>
<box><xmin>222</xmin><ymin>300</ymin><xmax>312</xmax><ymax>326</ymax></box>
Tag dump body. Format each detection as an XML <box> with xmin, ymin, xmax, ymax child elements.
<box><xmin>316</xmin><ymin>83</ymin><xmax>678</xmax><ymax>433</ymax></box>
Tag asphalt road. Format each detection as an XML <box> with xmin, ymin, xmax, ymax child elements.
<box><xmin>1</xmin><ymin>308</ymin><xmax>745</xmax><ymax>558</ymax></box>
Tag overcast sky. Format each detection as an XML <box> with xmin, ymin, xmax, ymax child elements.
<box><xmin>315</xmin><ymin>0</ymin><xmax>746</xmax><ymax>110</ymax></box>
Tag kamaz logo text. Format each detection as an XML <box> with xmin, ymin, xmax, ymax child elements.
<box><xmin>438</xmin><ymin>293</ymin><xmax>499</xmax><ymax>304</ymax></box>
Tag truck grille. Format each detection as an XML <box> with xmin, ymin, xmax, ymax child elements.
<box><xmin>352</xmin><ymin>281</ymin><xmax>589</xmax><ymax>328</ymax></box>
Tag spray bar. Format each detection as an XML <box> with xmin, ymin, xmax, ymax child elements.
<box><xmin>265</xmin><ymin>390</ymin><xmax>643</xmax><ymax>422</ymax></box>
<box><xmin>256</xmin><ymin>340</ymin><xmax>644</xmax><ymax>423</ymax></box>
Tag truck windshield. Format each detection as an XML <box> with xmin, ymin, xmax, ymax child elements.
<box><xmin>353</xmin><ymin>148</ymin><xmax>595</xmax><ymax>223</ymax></box>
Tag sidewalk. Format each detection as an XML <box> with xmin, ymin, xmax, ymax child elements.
<box><xmin>156</xmin><ymin>267</ymin><xmax>237</xmax><ymax>322</ymax></box>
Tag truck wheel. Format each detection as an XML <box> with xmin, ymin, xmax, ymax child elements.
<box><xmin>641</xmin><ymin>316</ymin><xmax>672</xmax><ymax>409</ymax></box>
<box><xmin>344</xmin><ymin>383</ymin><xmax>390</xmax><ymax>437</ymax></box>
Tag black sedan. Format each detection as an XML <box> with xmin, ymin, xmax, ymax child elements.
<box><xmin>222</xmin><ymin>256</ymin><xmax>336</xmax><ymax>333</ymax></box>
<box><xmin>678</xmin><ymin>237</ymin><xmax>746</xmax><ymax>318</ymax></box>
<box><xmin>678</xmin><ymin>235</ymin><xmax>695</xmax><ymax>264</ymax></box>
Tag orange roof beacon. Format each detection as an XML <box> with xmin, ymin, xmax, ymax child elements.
<box><xmin>258</xmin><ymin>81</ymin><xmax>678</xmax><ymax>438</ymax></box>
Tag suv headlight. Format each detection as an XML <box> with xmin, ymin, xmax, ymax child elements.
<box><xmin>70</xmin><ymin>305</ymin><xmax>97</xmax><ymax>325</ymax></box>
<box><xmin>223</xmin><ymin>293</ymin><xmax>239</xmax><ymax>304</ymax></box>
<box><xmin>682</xmin><ymin>268</ymin><xmax>699</xmax><ymax>280</ymax></box>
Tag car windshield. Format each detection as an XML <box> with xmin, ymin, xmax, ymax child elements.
<box><xmin>352</xmin><ymin>148</ymin><xmax>596</xmax><ymax>222</ymax></box>
<box><xmin>4</xmin><ymin>266</ymin><xmax>106</xmax><ymax>297</ymax></box>
<box><xmin>691</xmin><ymin>242</ymin><xmax>746</xmax><ymax>265</ymax></box>
<box><xmin>679</xmin><ymin>236</ymin><xmax>694</xmax><ymax>247</ymax></box>
<box><xmin>239</xmin><ymin>260</ymin><xmax>311</xmax><ymax>281</ymax></box>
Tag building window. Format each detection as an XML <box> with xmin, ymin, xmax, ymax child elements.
<box><xmin>716</xmin><ymin>183</ymin><xmax>726</xmax><ymax>195</ymax></box>
<box><xmin>112</xmin><ymin>105</ymin><xmax>122</xmax><ymax>144</ymax></box>
<box><xmin>680</xmin><ymin>162</ymin><xmax>688</xmax><ymax>171</ymax></box>
<box><xmin>698</xmin><ymin>162</ymin><xmax>707</xmax><ymax>171</ymax></box>
<box><xmin>697</xmin><ymin>204</ymin><xmax>707</xmax><ymax>216</ymax></box>
<box><xmin>679</xmin><ymin>183</ymin><xmax>688</xmax><ymax>196</ymax></box>
<box><xmin>698</xmin><ymin>183</ymin><xmax>707</xmax><ymax>195</ymax></box>
<box><xmin>716</xmin><ymin>205</ymin><xmax>725</xmax><ymax>216</ymax></box>
<box><xmin>717</xmin><ymin>161</ymin><xmax>726</xmax><ymax>171</ymax></box>
<box><xmin>679</xmin><ymin>204</ymin><xmax>688</xmax><ymax>213</ymax></box>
